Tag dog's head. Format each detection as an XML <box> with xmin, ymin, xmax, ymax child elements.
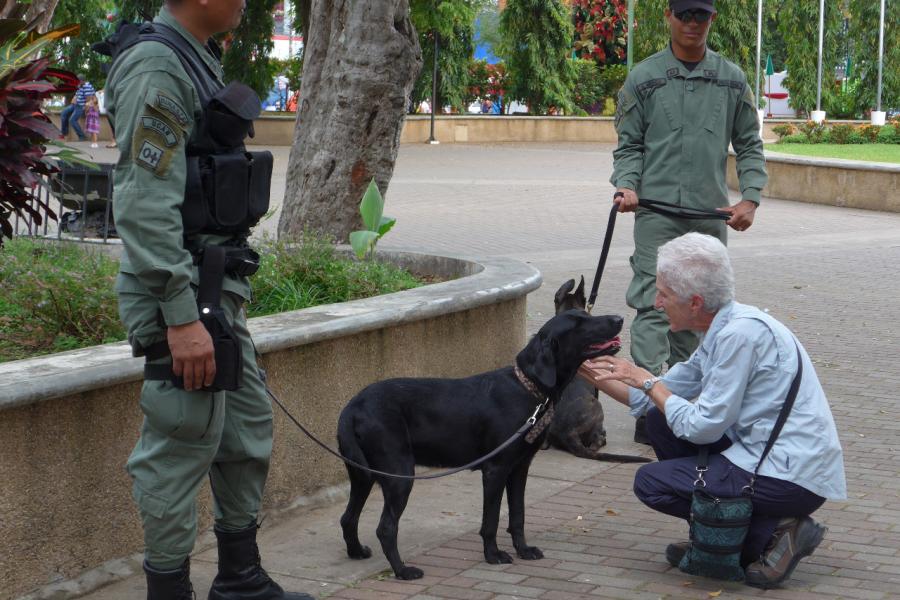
<box><xmin>554</xmin><ymin>277</ymin><xmax>587</xmax><ymax>314</ymax></box>
<box><xmin>516</xmin><ymin>310</ymin><xmax>623</xmax><ymax>393</ymax></box>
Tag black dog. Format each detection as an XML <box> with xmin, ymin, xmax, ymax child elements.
<box><xmin>336</xmin><ymin>310</ymin><xmax>623</xmax><ymax>579</ymax></box>
<box><xmin>547</xmin><ymin>278</ymin><xmax>652</xmax><ymax>464</ymax></box>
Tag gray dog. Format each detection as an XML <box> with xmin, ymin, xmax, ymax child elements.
<box><xmin>547</xmin><ymin>277</ymin><xmax>650</xmax><ymax>463</ymax></box>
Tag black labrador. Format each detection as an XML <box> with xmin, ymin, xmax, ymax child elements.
<box><xmin>547</xmin><ymin>278</ymin><xmax>651</xmax><ymax>463</ymax></box>
<box><xmin>336</xmin><ymin>310</ymin><xmax>623</xmax><ymax>579</ymax></box>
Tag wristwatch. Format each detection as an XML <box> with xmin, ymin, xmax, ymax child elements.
<box><xmin>642</xmin><ymin>376</ymin><xmax>661</xmax><ymax>394</ymax></box>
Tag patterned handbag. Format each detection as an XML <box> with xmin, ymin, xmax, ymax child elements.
<box><xmin>679</xmin><ymin>341</ymin><xmax>803</xmax><ymax>581</ymax></box>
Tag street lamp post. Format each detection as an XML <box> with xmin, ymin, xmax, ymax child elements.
<box><xmin>428</xmin><ymin>30</ymin><xmax>440</xmax><ymax>145</ymax></box>
<box><xmin>873</xmin><ymin>0</ymin><xmax>887</xmax><ymax>125</ymax></box>
<box><xmin>812</xmin><ymin>0</ymin><xmax>826</xmax><ymax>123</ymax></box>
<box><xmin>755</xmin><ymin>0</ymin><xmax>764</xmax><ymax>132</ymax></box>
<box><xmin>626</xmin><ymin>0</ymin><xmax>634</xmax><ymax>73</ymax></box>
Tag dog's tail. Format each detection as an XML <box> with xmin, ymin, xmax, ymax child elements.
<box><xmin>336</xmin><ymin>411</ymin><xmax>373</xmax><ymax>480</ymax></box>
<box><xmin>592</xmin><ymin>453</ymin><xmax>653</xmax><ymax>463</ymax></box>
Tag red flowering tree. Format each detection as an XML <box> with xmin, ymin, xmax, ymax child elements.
<box><xmin>572</xmin><ymin>0</ymin><xmax>629</xmax><ymax>66</ymax></box>
<box><xmin>467</xmin><ymin>61</ymin><xmax>508</xmax><ymax>108</ymax></box>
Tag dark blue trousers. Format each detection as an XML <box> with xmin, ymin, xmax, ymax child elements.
<box><xmin>60</xmin><ymin>103</ymin><xmax>86</xmax><ymax>140</ymax></box>
<box><xmin>633</xmin><ymin>407</ymin><xmax>826</xmax><ymax>564</ymax></box>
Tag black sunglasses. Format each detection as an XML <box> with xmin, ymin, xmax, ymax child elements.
<box><xmin>675</xmin><ymin>9</ymin><xmax>713</xmax><ymax>24</ymax></box>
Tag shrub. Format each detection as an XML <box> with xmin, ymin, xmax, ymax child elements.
<box><xmin>798</xmin><ymin>120</ymin><xmax>827</xmax><ymax>143</ymax></box>
<box><xmin>779</xmin><ymin>133</ymin><xmax>809</xmax><ymax>144</ymax></box>
<box><xmin>829</xmin><ymin>123</ymin><xmax>855</xmax><ymax>144</ymax></box>
<box><xmin>0</xmin><ymin>238</ymin><xmax>124</xmax><ymax>361</ymax></box>
<box><xmin>877</xmin><ymin>124</ymin><xmax>900</xmax><ymax>144</ymax></box>
<box><xmin>858</xmin><ymin>124</ymin><xmax>881</xmax><ymax>143</ymax></box>
<box><xmin>771</xmin><ymin>124</ymin><xmax>796</xmax><ymax>141</ymax></box>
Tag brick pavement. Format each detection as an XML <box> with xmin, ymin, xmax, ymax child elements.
<box><xmin>70</xmin><ymin>142</ymin><xmax>900</xmax><ymax>600</ymax></box>
<box><xmin>326</xmin><ymin>143</ymin><xmax>900</xmax><ymax>600</ymax></box>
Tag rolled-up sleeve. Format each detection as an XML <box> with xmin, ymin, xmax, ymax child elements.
<box><xmin>665</xmin><ymin>332</ymin><xmax>754</xmax><ymax>444</ymax></box>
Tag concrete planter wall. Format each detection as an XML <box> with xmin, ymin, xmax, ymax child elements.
<box><xmin>0</xmin><ymin>250</ymin><xmax>541</xmax><ymax>599</ymax></box>
<box><xmin>727</xmin><ymin>151</ymin><xmax>900</xmax><ymax>213</ymax></box>
<box><xmin>51</xmin><ymin>113</ymin><xmax>807</xmax><ymax>146</ymax></box>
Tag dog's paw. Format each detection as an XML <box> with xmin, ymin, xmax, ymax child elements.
<box><xmin>347</xmin><ymin>545</ymin><xmax>372</xmax><ymax>560</ymax></box>
<box><xmin>396</xmin><ymin>565</ymin><xmax>424</xmax><ymax>580</ymax></box>
<box><xmin>516</xmin><ymin>545</ymin><xmax>544</xmax><ymax>560</ymax></box>
<box><xmin>485</xmin><ymin>549</ymin><xmax>514</xmax><ymax>564</ymax></box>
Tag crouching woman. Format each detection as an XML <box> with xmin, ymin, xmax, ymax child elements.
<box><xmin>581</xmin><ymin>232</ymin><xmax>846</xmax><ymax>589</ymax></box>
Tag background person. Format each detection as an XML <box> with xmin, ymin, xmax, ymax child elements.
<box><xmin>581</xmin><ymin>233</ymin><xmax>846</xmax><ymax>588</ymax></box>
<box><xmin>59</xmin><ymin>74</ymin><xmax>95</xmax><ymax>141</ymax></box>
<box><xmin>610</xmin><ymin>0</ymin><xmax>767</xmax><ymax>444</ymax></box>
<box><xmin>84</xmin><ymin>94</ymin><xmax>101</xmax><ymax>148</ymax></box>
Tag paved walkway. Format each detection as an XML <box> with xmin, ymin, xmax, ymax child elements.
<box><xmin>72</xmin><ymin>142</ymin><xmax>900</xmax><ymax>600</ymax></box>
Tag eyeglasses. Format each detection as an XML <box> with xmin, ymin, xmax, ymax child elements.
<box><xmin>674</xmin><ymin>9</ymin><xmax>713</xmax><ymax>24</ymax></box>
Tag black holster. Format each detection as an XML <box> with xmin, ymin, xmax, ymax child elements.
<box><xmin>143</xmin><ymin>246</ymin><xmax>243</xmax><ymax>392</ymax></box>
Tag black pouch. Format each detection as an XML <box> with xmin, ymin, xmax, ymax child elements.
<box><xmin>207</xmin><ymin>153</ymin><xmax>250</xmax><ymax>228</ymax></box>
<box><xmin>205</xmin><ymin>81</ymin><xmax>261</xmax><ymax>148</ymax></box>
<box><xmin>199</xmin><ymin>303</ymin><xmax>243</xmax><ymax>392</ymax></box>
<box><xmin>247</xmin><ymin>150</ymin><xmax>273</xmax><ymax>221</ymax></box>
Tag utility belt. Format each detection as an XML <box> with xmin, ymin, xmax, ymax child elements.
<box><xmin>142</xmin><ymin>245</ymin><xmax>246</xmax><ymax>392</ymax></box>
<box><xmin>189</xmin><ymin>243</ymin><xmax>261</xmax><ymax>277</ymax></box>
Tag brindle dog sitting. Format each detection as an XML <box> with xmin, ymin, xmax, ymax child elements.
<box><xmin>547</xmin><ymin>277</ymin><xmax>651</xmax><ymax>464</ymax></box>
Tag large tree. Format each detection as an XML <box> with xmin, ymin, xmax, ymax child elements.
<box><xmin>277</xmin><ymin>1</ymin><xmax>422</xmax><ymax>243</ymax></box>
<box><xmin>0</xmin><ymin>0</ymin><xmax>60</xmax><ymax>32</ymax></box>
<box><xmin>847</xmin><ymin>0</ymin><xmax>900</xmax><ymax>116</ymax></box>
<box><xmin>499</xmin><ymin>0</ymin><xmax>575</xmax><ymax>114</ymax></box>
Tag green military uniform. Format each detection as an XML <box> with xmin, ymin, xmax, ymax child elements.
<box><xmin>108</xmin><ymin>7</ymin><xmax>272</xmax><ymax>570</ymax></box>
<box><xmin>611</xmin><ymin>45</ymin><xmax>767</xmax><ymax>376</ymax></box>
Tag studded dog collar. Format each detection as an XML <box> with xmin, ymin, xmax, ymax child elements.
<box><xmin>514</xmin><ymin>365</ymin><xmax>555</xmax><ymax>444</ymax></box>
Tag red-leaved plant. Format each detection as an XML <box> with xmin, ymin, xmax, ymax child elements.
<box><xmin>0</xmin><ymin>18</ymin><xmax>88</xmax><ymax>245</ymax></box>
<box><xmin>572</xmin><ymin>0</ymin><xmax>629</xmax><ymax>65</ymax></box>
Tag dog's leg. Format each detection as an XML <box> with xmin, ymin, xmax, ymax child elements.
<box><xmin>505</xmin><ymin>457</ymin><xmax>543</xmax><ymax>560</ymax></box>
<box><xmin>376</xmin><ymin>476</ymin><xmax>423</xmax><ymax>580</ymax></box>
<box><xmin>340</xmin><ymin>467</ymin><xmax>374</xmax><ymax>560</ymax></box>
<box><xmin>480</xmin><ymin>465</ymin><xmax>513</xmax><ymax>564</ymax></box>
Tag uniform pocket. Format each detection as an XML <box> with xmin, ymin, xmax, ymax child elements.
<box><xmin>140</xmin><ymin>379</ymin><xmax>218</xmax><ymax>442</ymax></box>
<box><xmin>133</xmin><ymin>483</ymin><xmax>169</xmax><ymax>520</ymax></box>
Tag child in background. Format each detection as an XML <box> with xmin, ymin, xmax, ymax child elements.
<box><xmin>84</xmin><ymin>95</ymin><xmax>101</xmax><ymax>148</ymax></box>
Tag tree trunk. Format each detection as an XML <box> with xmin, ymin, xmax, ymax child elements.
<box><xmin>1</xmin><ymin>0</ymin><xmax>60</xmax><ymax>32</ymax></box>
<box><xmin>277</xmin><ymin>0</ymin><xmax>422</xmax><ymax>243</ymax></box>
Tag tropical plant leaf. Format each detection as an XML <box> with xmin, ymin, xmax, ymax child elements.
<box><xmin>349</xmin><ymin>230</ymin><xmax>380</xmax><ymax>259</ymax></box>
<box><xmin>359</xmin><ymin>178</ymin><xmax>384</xmax><ymax>232</ymax></box>
<box><xmin>377</xmin><ymin>215</ymin><xmax>396</xmax><ymax>237</ymax></box>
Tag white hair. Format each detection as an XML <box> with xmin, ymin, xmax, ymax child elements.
<box><xmin>656</xmin><ymin>233</ymin><xmax>735</xmax><ymax>312</ymax></box>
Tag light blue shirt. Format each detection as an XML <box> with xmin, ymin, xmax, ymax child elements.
<box><xmin>628</xmin><ymin>302</ymin><xmax>847</xmax><ymax>500</ymax></box>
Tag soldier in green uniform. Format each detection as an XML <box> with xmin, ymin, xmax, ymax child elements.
<box><xmin>105</xmin><ymin>1</ymin><xmax>311</xmax><ymax>598</ymax></box>
<box><xmin>610</xmin><ymin>0</ymin><xmax>767</xmax><ymax>444</ymax></box>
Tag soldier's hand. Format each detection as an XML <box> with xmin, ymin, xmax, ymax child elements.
<box><xmin>614</xmin><ymin>188</ymin><xmax>639</xmax><ymax>212</ymax></box>
<box><xmin>718</xmin><ymin>199</ymin><xmax>757</xmax><ymax>232</ymax></box>
<box><xmin>168</xmin><ymin>320</ymin><xmax>216</xmax><ymax>391</ymax></box>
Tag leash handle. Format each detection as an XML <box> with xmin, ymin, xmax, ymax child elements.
<box><xmin>266</xmin><ymin>386</ymin><xmax>539</xmax><ymax>481</ymax></box>
<box><xmin>638</xmin><ymin>198</ymin><xmax>731</xmax><ymax>221</ymax></box>
<box><xmin>586</xmin><ymin>202</ymin><xmax>619</xmax><ymax>313</ymax></box>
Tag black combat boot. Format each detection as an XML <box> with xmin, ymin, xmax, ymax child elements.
<box><xmin>208</xmin><ymin>523</ymin><xmax>313</xmax><ymax>600</ymax></box>
<box><xmin>144</xmin><ymin>558</ymin><xmax>195</xmax><ymax>600</ymax></box>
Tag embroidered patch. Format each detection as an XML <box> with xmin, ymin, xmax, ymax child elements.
<box><xmin>136</xmin><ymin>140</ymin><xmax>164</xmax><ymax>171</ymax></box>
<box><xmin>615</xmin><ymin>88</ymin><xmax>637</xmax><ymax>128</ymax></box>
<box><xmin>666</xmin><ymin>67</ymin><xmax>680</xmax><ymax>79</ymax></box>
<box><xmin>155</xmin><ymin>93</ymin><xmax>190</xmax><ymax>127</ymax></box>
<box><xmin>703</xmin><ymin>69</ymin><xmax>718</xmax><ymax>79</ymax></box>
<box><xmin>140</xmin><ymin>116</ymin><xmax>179</xmax><ymax>147</ymax></box>
<box><xmin>636</xmin><ymin>78</ymin><xmax>667</xmax><ymax>98</ymax></box>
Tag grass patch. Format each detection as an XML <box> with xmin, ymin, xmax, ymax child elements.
<box><xmin>0</xmin><ymin>236</ymin><xmax>423</xmax><ymax>363</ymax></box>
<box><xmin>768</xmin><ymin>143</ymin><xmax>900</xmax><ymax>164</ymax></box>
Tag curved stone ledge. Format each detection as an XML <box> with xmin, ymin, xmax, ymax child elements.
<box><xmin>728</xmin><ymin>149</ymin><xmax>900</xmax><ymax>213</ymax></box>
<box><xmin>0</xmin><ymin>250</ymin><xmax>539</xmax><ymax>411</ymax></box>
<box><xmin>0</xmin><ymin>250</ymin><xmax>541</xmax><ymax>599</ymax></box>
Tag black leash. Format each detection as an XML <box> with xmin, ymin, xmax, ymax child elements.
<box><xmin>586</xmin><ymin>196</ymin><xmax>731</xmax><ymax>313</ymax></box>
<box><xmin>265</xmin><ymin>384</ymin><xmax>548</xmax><ymax>481</ymax></box>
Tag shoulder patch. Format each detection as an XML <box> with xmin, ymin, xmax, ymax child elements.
<box><xmin>140</xmin><ymin>115</ymin><xmax>179</xmax><ymax>147</ymax></box>
<box><xmin>135</xmin><ymin>139</ymin><xmax>165</xmax><ymax>172</ymax></box>
<box><xmin>153</xmin><ymin>91</ymin><xmax>190</xmax><ymax>127</ymax></box>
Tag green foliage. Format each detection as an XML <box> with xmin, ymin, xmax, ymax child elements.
<box><xmin>632</xmin><ymin>0</ymin><xmax>668</xmax><ymax>62</ymax></box>
<box><xmin>877</xmin><ymin>124</ymin><xmax>900</xmax><ymax>144</ymax></box>
<box><xmin>771</xmin><ymin>123</ymin><xmax>796</xmax><ymax>141</ymax></box>
<box><xmin>248</xmin><ymin>235</ymin><xmax>421</xmax><ymax>318</ymax></box>
<box><xmin>222</xmin><ymin>0</ymin><xmax>278</xmax><ymax>99</ymax></box>
<box><xmin>48</xmin><ymin>0</ymin><xmax>118</xmax><ymax>89</ymax></box>
<box><xmin>776</xmin><ymin>0</ymin><xmax>843</xmax><ymax>117</ymax></box>
<box><xmin>779</xmin><ymin>133</ymin><xmax>809</xmax><ymax>144</ymax></box>
<box><xmin>572</xmin><ymin>58</ymin><xmax>603</xmax><ymax>113</ymax></box>
<box><xmin>0</xmin><ymin>239</ymin><xmax>123</xmax><ymax>362</ymax></box>
<box><xmin>846</xmin><ymin>0</ymin><xmax>900</xmax><ymax>116</ymax></box>
<box><xmin>858</xmin><ymin>125</ymin><xmax>881</xmax><ymax>144</ymax></box>
<box><xmin>119</xmin><ymin>0</ymin><xmax>163</xmax><ymax>21</ymax></box>
<box><xmin>466</xmin><ymin>60</ymin><xmax>507</xmax><ymax>107</ymax></box>
<box><xmin>773</xmin><ymin>143</ymin><xmax>900</xmax><ymax>163</ymax></box>
<box><xmin>349</xmin><ymin>180</ymin><xmax>396</xmax><ymax>259</ymax></box>
<box><xmin>598</xmin><ymin>63</ymin><xmax>627</xmax><ymax>98</ymax></box>
<box><xmin>270</xmin><ymin>56</ymin><xmax>303</xmax><ymax>92</ymax></box>
<box><xmin>410</xmin><ymin>0</ymin><xmax>481</xmax><ymax>112</ymax></box>
<box><xmin>499</xmin><ymin>0</ymin><xmax>576</xmax><ymax>114</ymax></box>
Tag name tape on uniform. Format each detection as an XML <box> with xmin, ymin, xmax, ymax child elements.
<box><xmin>141</xmin><ymin>116</ymin><xmax>179</xmax><ymax>147</ymax></box>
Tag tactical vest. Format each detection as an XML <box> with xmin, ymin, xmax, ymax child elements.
<box><xmin>95</xmin><ymin>21</ymin><xmax>273</xmax><ymax>239</ymax></box>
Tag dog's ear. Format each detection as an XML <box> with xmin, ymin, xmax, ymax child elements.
<box><xmin>575</xmin><ymin>276</ymin><xmax>586</xmax><ymax>303</ymax></box>
<box><xmin>554</xmin><ymin>279</ymin><xmax>576</xmax><ymax>308</ymax></box>
<box><xmin>517</xmin><ymin>334</ymin><xmax>557</xmax><ymax>391</ymax></box>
